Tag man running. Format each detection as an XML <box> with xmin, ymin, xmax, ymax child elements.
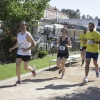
<box><xmin>56</xmin><ymin>28</ymin><xmax>72</xmax><ymax>79</ymax></box>
<box><xmin>83</xmin><ymin>22</ymin><xmax>100</xmax><ymax>83</ymax></box>
<box><xmin>9</xmin><ymin>20</ymin><xmax>36</xmax><ymax>85</ymax></box>
<box><xmin>79</xmin><ymin>28</ymin><xmax>87</xmax><ymax>66</ymax></box>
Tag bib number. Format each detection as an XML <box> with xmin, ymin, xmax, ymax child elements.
<box><xmin>88</xmin><ymin>40</ymin><xmax>94</xmax><ymax>45</ymax></box>
<box><xmin>18</xmin><ymin>43</ymin><xmax>24</xmax><ymax>50</ymax></box>
<box><xmin>59</xmin><ymin>46</ymin><xmax>65</xmax><ymax>50</ymax></box>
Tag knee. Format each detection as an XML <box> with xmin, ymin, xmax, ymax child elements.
<box><xmin>94</xmin><ymin>63</ymin><xmax>98</xmax><ymax>67</ymax></box>
<box><xmin>61</xmin><ymin>62</ymin><xmax>65</xmax><ymax>67</ymax></box>
<box><xmin>85</xmin><ymin>61</ymin><xmax>90</xmax><ymax>66</ymax></box>
<box><xmin>57</xmin><ymin>63</ymin><xmax>60</xmax><ymax>67</ymax></box>
<box><xmin>24</xmin><ymin>65</ymin><xmax>28</xmax><ymax>70</ymax></box>
<box><xmin>16</xmin><ymin>66</ymin><xmax>20</xmax><ymax>71</ymax></box>
<box><xmin>56</xmin><ymin>62</ymin><xmax>60</xmax><ymax>67</ymax></box>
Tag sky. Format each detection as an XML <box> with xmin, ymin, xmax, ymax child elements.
<box><xmin>49</xmin><ymin>0</ymin><xmax>100</xmax><ymax>18</ymax></box>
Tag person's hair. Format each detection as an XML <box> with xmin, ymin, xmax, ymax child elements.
<box><xmin>61</xmin><ymin>28</ymin><xmax>67</xmax><ymax>33</ymax></box>
<box><xmin>20</xmin><ymin>20</ymin><xmax>28</xmax><ymax>26</ymax></box>
<box><xmin>89</xmin><ymin>22</ymin><xmax>95</xmax><ymax>28</ymax></box>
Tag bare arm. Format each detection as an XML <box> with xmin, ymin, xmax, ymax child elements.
<box><xmin>9</xmin><ymin>41</ymin><xmax>18</xmax><ymax>52</ymax></box>
<box><xmin>57</xmin><ymin>37</ymin><xmax>60</xmax><ymax>47</ymax></box>
<box><xmin>25</xmin><ymin>34</ymin><xmax>36</xmax><ymax>51</ymax></box>
<box><xmin>65</xmin><ymin>38</ymin><xmax>72</xmax><ymax>48</ymax></box>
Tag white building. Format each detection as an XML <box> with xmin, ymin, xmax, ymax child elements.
<box><xmin>44</xmin><ymin>6</ymin><xmax>69</xmax><ymax>20</ymax></box>
<box><xmin>57</xmin><ymin>19</ymin><xmax>99</xmax><ymax>27</ymax></box>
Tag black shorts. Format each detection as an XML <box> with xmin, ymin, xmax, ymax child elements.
<box><xmin>80</xmin><ymin>47</ymin><xmax>86</xmax><ymax>51</ymax></box>
<box><xmin>16</xmin><ymin>54</ymin><xmax>31</xmax><ymax>62</ymax></box>
<box><xmin>57</xmin><ymin>52</ymin><xmax>69</xmax><ymax>59</ymax></box>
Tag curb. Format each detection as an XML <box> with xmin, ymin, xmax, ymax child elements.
<box><xmin>0</xmin><ymin>65</ymin><xmax>57</xmax><ymax>85</ymax></box>
<box><xmin>0</xmin><ymin>54</ymin><xmax>81</xmax><ymax>85</ymax></box>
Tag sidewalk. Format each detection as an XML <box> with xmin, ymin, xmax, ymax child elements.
<box><xmin>0</xmin><ymin>57</ymin><xmax>100</xmax><ymax>100</ymax></box>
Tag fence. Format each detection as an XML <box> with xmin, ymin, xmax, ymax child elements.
<box><xmin>38</xmin><ymin>27</ymin><xmax>83</xmax><ymax>52</ymax></box>
<box><xmin>0</xmin><ymin>21</ymin><xmax>82</xmax><ymax>63</ymax></box>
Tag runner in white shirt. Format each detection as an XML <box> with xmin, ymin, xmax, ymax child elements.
<box><xmin>9</xmin><ymin>20</ymin><xmax>36</xmax><ymax>85</ymax></box>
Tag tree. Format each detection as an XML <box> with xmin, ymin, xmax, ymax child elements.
<box><xmin>89</xmin><ymin>16</ymin><xmax>93</xmax><ymax>19</ymax></box>
<box><xmin>81</xmin><ymin>15</ymin><xmax>86</xmax><ymax>19</ymax></box>
<box><xmin>95</xmin><ymin>16</ymin><xmax>99</xmax><ymax>19</ymax></box>
<box><xmin>61</xmin><ymin>9</ymin><xmax>80</xmax><ymax>19</ymax></box>
<box><xmin>87</xmin><ymin>15</ymin><xmax>90</xmax><ymax>19</ymax></box>
<box><xmin>0</xmin><ymin>0</ymin><xmax>50</xmax><ymax>62</ymax></box>
<box><xmin>0</xmin><ymin>0</ymin><xmax>50</xmax><ymax>23</ymax></box>
<box><xmin>76</xmin><ymin>9</ymin><xmax>80</xmax><ymax>19</ymax></box>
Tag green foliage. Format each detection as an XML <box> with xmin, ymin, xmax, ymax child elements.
<box><xmin>81</xmin><ymin>15</ymin><xmax>86</xmax><ymax>19</ymax></box>
<box><xmin>1</xmin><ymin>27</ymin><xmax>17</xmax><ymax>62</ymax></box>
<box><xmin>0</xmin><ymin>0</ymin><xmax>50</xmax><ymax>23</ymax></box>
<box><xmin>37</xmin><ymin>50</ymin><xmax>48</xmax><ymax>58</ymax></box>
<box><xmin>95</xmin><ymin>16</ymin><xmax>99</xmax><ymax>19</ymax></box>
<box><xmin>61</xmin><ymin>9</ymin><xmax>80</xmax><ymax>19</ymax></box>
<box><xmin>0</xmin><ymin>55</ymin><xmax>56</xmax><ymax>80</ymax></box>
<box><xmin>61</xmin><ymin>8</ymin><xmax>99</xmax><ymax>19</ymax></box>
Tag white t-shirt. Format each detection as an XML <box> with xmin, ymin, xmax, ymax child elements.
<box><xmin>17</xmin><ymin>31</ymin><xmax>31</xmax><ymax>55</ymax></box>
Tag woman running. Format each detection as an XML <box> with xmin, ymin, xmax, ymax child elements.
<box><xmin>56</xmin><ymin>28</ymin><xmax>72</xmax><ymax>79</ymax></box>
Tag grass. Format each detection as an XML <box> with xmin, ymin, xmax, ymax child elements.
<box><xmin>0</xmin><ymin>55</ymin><xmax>56</xmax><ymax>81</ymax></box>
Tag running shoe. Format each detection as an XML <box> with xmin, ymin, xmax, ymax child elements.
<box><xmin>61</xmin><ymin>75</ymin><xmax>65</xmax><ymax>79</ymax></box>
<box><xmin>31</xmin><ymin>66</ymin><xmax>36</xmax><ymax>77</ymax></box>
<box><xmin>14</xmin><ymin>80</ymin><xmax>21</xmax><ymax>86</ymax></box>
<box><xmin>58</xmin><ymin>69</ymin><xmax>62</xmax><ymax>74</ymax></box>
<box><xmin>96</xmin><ymin>70</ymin><xmax>99</xmax><ymax>78</ymax></box>
<box><xmin>83</xmin><ymin>78</ymin><xmax>88</xmax><ymax>83</ymax></box>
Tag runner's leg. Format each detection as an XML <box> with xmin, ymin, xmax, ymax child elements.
<box><xmin>16</xmin><ymin>58</ymin><xmax>22</xmax><ymax>81</ymax></box>
<box><xmin>24</xmin><ymin>61</ymin><xmax>36</xmax><ymax>76</ymax></box>
<box><xmin>56</xmin><ymin>57</ymin><xmax>62</xmax><ymax>71</ymax></box>
<box><xmin>61</xmin><ymin>57</ymin><xmax>67</xmax><ymax>76</ymax></box>
<box><xmin>85</xmin><ymin>58</ymin><xmax>91</xmax><ymax>77</ymax></box>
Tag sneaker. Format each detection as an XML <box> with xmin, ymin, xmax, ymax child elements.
<box><xmin>96</xmin><ymin>71</ymin><xmax>99</xmax><ymax>78</ymax></box>
<box><xmin>58</xmin><ymin>69</ymin><xmax>62</xmax><ymax>74</ymax></box>
<box><xmin>61</xmin><ymin>75</ymin><xmax>65</xmax><ymax>79</ymax></box>
<box><xmin>14</xmin><ymin>80</ymin><xmax>21</xmax><ymax>86</ymax></box>
<box><xmin>31</xmin><ymin>66</ymin><xmax>36</xmax><ymax>77</ymax></box>
<box><xmin>83</xmin><ymin>78</ymin><xmax>88</xmax><ymax>83</ymax></box>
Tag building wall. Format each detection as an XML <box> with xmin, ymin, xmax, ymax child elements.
<box><xmin>57</xmin><ymin>19</ymin><xmax>99</xmax><ymax>28</ymax></box>
<box><xmin>44</xmin><ymin>6</ymin><xmax>69</xmax><ymax>19</ymax></box>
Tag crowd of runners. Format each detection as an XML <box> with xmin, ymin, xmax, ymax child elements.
<box><xmin>9</xmin><ymin>21</ymin><xmax>100</xmax><ymax>85</ymax></box>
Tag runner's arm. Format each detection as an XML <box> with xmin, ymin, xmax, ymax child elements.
<box><xmin>94</xmin><ymin>33</ymin><xmax>100</xmax><ymax>44</ymax></box>
<box><xmin>57</xmin><ymin>37</ymin><xmax>60</xmax><ymax>47</ymax></box>
<box><xmin>9</xmin><ymin>41</ymin><xmax>18</xmax><ymax>52</ymax></box>
<box><xmin>25</xmin><ymin>33</ymin><xmax>36</xmax><ymax>51</ymax></box>
<box><xmin>65</xmin><ymin>38</ymin><xmax>72</xmax><ymax>48</ymax></box>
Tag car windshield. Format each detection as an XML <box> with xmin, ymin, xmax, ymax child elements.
<box><xmin>33</xmin><ymin>37</ymin><xmax>39</xmax><ymax>41</ymax></box>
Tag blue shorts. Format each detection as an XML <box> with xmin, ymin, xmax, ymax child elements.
<box><xmin>86</xmin><ymin>52</ymin><xmax>99</xmax><ymax>60</ymax></box>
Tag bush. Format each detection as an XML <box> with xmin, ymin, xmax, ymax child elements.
<box><xmin>1</xmin><ymin>27</ymin><xmax>17</xmax><ymax>62</ymax></box>
<box><xmin>37</xmin><ymin>50</ymin><xmax>48</xmax><ymax>58</ymax></box>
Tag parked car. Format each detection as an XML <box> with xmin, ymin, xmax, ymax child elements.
<box><xmin>33</xmin><ymin>36</ymin><xmax>55</xmax><ymax>50</ymax></box>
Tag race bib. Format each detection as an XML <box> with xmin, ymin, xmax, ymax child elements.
<box><xmin>59</xmin><ymin>46</ymin><xmax>65</xmax><ymax>50</ymax></box>
<box><xmin>87</xmin><ymin>40</ymin><xmax>94</xmax><ymax>45</ymax></box>
<box><xmin>18</xmin><ymin>43</ymin><xmax>24</xmax><ymax>50</ymax></box>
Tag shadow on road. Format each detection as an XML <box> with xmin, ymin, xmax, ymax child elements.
<box><xmin>36</xmin><ymin>82</ymin><xmax>87</xmax><ymax>90</ymax></box>
<box><xmin>0</xmin><ymin>84</ymin><xmax>16</xmax><ymax>89</ymax></box>
<box><xmin>48</xmin><ymin>87</ymin><xmax>100</xmax><ymax>100</ymax></box>
<box><xmin>22</xmin><ymin>77</ymin><xmax>60</xmax><ymax>83</ymax></box>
